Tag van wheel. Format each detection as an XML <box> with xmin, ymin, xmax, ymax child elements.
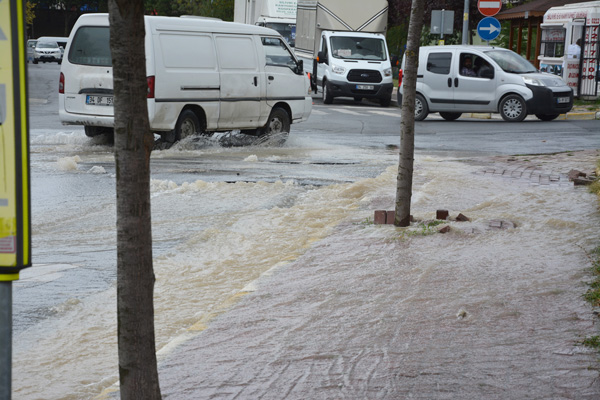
<box><xmin>440</xmin><ymin>112</ymin><xmax>462</xmax><ymax>121</ymax></box>
<box><xmin>261</xmin><ymin>107</ymin><xmax>290</xmax><ymax>136</ymax></box>
<box><xmin>535</xmin><ymin>114</ymin><xmax>559</xmax><ymax>121</ymax></box>
<box><xmin>380</xmin><ymin>96</ymin><xmax>391</xmax><ymax>108</ymax></box>
<box><xmin>175</xmin><ymin>109</ymin><xmax>203</xmax><ymax>141</ymax></box>
<box><xmin>499</xmin><ymin>95</ymin><xmax>527</xmax><ymax>122</ymax></box>
<box><xmin>84</xmin><ymin>126</ymin><xmax>113</xmax><ymax>137</ymax></box>
<box><xmin>33</xmin><ymin>59</ymin><xmax>38</xmax><ymax>64</ymax></box>
<box><xmin>323</xmin><ymin>81</ymin><xmax>333</xmax><ymax>104</ymax></box>
<box><xmin>414</xmin><ymin>94</ymin><xmax>428</xmax><ymax>121</ymax></box>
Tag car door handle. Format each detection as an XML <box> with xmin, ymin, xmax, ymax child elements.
<box><xmin>268</xmin><ymin>76</ymin><xmax>274</xmax><ymax>81</ymax></box>
<box><xmin>447</xmin><ymin>78</ymin><xmax>452</xmax><ymax>87</ymax></box>
<box><xmin>454</xmin><ymin>77</ymin><xmax>459</xmax><ymax>87</ymax></box>
<box><xmin>253</xmin><ymin>76</ymin><xmax>258</xmax><ymax>86</ymax></box>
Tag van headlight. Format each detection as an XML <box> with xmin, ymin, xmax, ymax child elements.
<box><xmin>332</xmin><ymin>65</ymin><xmax>346</xmax><ymax>75</ymax></box>
<box><xmin>522</xmin><ymin>76</ymin><xmax>545</xmax><ymax>86</ymax></box>
<box><xmin>384</xmin><ymin>68</ymin><xmax>392</xmax><ymax>77</ymax></box>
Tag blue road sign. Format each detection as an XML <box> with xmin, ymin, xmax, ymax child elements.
<box><xmin>477</xmin><ymin>17</ymin><xmax>501</xmax><ymax>41</ymax></box>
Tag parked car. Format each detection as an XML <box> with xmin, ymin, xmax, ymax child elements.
<box><xmin>59</xmin><ymin>13</ymin><xmax>312</xmax><ymax>141</ymax></box>
<box><xmin>33</xmin><ymin>41</ymin><xmax>62</xmax><ymax>64</ymax></box>
<box><xmin>398</xmin><ymin>45</ymin><xmax>573</xmax><ymax>122</ymax></box>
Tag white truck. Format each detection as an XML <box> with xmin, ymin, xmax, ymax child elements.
<box><xmin>538</xmin><ymin>1</ymin><xmax>600</xmax><ymax>98</ymax></box>
<box><xmin>294</xmin><ymin>0</ymin><xmax>393</xmax><ymax>107</ymax></box>
<box><xmin>234</xmin><ymin>0</ymin><xmax>298</xmax><ymax>46</ymax></box>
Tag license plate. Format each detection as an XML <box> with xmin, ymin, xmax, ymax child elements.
<box><xmin>556</xmin><ymin>97</ymin><xmax>570</xmax><ymax>104</ymax></box>
<box><xmin>86</xmin><ymin>95</ymin><xmax>114</xmax><ymax>106</ymax></box>
<box><xmin>356</xmin><ymin>85</ymin><xmax>374</xmax><ymax>90</ymax></box>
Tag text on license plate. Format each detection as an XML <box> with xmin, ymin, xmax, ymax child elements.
<box><xmin>356</xmin><ymin>85</ymin><xmax>374</xmax><ymax>90</ymax></box>
<box><xmin>86</xmin><ymin>95</ymin><xmax>114</xmax><ymax>106</ymax></box>
<box><xmin>557</xmin><ymin>97</ymin><xmax>570</xmax><ymax>104</ymax></box>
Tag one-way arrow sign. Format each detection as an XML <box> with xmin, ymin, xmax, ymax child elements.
<box><xmin>477</xmin><ymin>16</ymin><xmax>501</xmax><ymax>41</ymax></box>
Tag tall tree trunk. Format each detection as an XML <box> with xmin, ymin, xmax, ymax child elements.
<box><xmin>108</xmin><ymin>1</ymin><xmax>161</xmax><ymax>398</ymax></box>
<box><xmin>394</xmin><ymin>0</ymin><xmax>425</xmax><ymax>227</ymax></box>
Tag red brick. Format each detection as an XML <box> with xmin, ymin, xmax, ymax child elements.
<box><xmin>436</xmin><ymin>210</ymin><xmax>449</xmax><ymax>220</ymax></box>
<box><xmin>374</xmin><ymin>210</ymin><xmax>387</xmax><ymax>225</ymax></box>
<box><xmin>386</xmin><ymin>210</ymin><xmax>396</xmax><ymax>224</ymax></box>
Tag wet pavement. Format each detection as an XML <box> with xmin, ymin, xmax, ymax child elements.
<box><xmin>107</xmin><ymin>150</ymin><xmax>600</xmax><ymax>399</ymax></box>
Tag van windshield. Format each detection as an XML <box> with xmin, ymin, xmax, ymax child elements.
<box><xmin>484</xmin><ymin>49</ymin><xmax>537</xmax><ymax>74</ymax></box>
<box><xmin>69</xmin><ymin>26</ymin><xmax>112</xmax><ymax>67</ymax></box>
<box><xmin>330</xmin><ymin>36</ymin><xmax>386</xmax><ymax>61</ymax></box>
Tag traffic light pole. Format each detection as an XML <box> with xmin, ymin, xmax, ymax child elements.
<box><xmin>463</xmin><ymin>0</ymin><xmax>470</xmax><ymax>44</ymax></box>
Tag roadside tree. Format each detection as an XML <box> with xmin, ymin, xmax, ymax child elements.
<box><xmin>108</xmin><ymin>0</ymin><xmax>161</xmax><ymax>398</ymax></box>
<box><xmin>394</xmin><ymin>0</ymin><xmax>425</xmax><ymax>226</ymax></box>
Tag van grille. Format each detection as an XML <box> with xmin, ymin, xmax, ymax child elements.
<box><xmin>347</xmin><ymin>69</ymin><xmax>382</xmax><ymax>83</ymax></box>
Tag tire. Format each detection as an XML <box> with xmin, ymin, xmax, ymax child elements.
<box><xmin>414</xmin><ymin>94</ymin><xmax>429</xmax><ymax>121</ymax></box>
<box><xmin>33</xmin><ymin>59</ymin><xmax>38</xmax><ymax>64</ymax></box>
<box><xmin>323</xmin><ymin>81</ymin><xmax>333</xmax><ymax>104</ymax></box>
<box><xmin>439</xmin><ymin>112</ymin><xmax>462</xmax><ymax>121</ymax></box>
<box><xmin>261</xmin><ymin>107</ymin><xmax>290</xmax><ymax>136</ymax></box>
<box><xmin>174</xmin><ymin>109</ymin><xmax>203</xmax><ymax>141</ymax></box>
<box><xmin>535</xmin><ymin>114</ymin><xmax>559</xmax><ymax>121</ymax></box>
<box><xmin>380</xmin><ymin>96</ymin><xmax>391</xmax><ymax>108</ymax></box>
<box><xmin>499</xmin><ymin>94</ymin><xmax>527</xmax><ymax>122</ymax></box>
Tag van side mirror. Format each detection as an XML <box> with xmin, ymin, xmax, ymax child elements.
<box><xmin>317</xmin><ymin>51</ymin><xmax>327</xmax><ymax>64</ymax></box>
<box><xmin>295</xmin><ymin>59</ymin><xmax>303</xmax><ymax>75</ymax></box>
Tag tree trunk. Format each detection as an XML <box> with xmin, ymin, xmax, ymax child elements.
<box><xmin>394</xmin><ymin>0</ymin><xmax>425</xmax><ymax>227</ymax></box>
<box><xmin>108</xmin><ymin>1</ymin><xmax>161</xmax><ymax>398</ymax></box>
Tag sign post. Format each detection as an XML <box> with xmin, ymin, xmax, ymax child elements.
<box><xmin>431</xmin><ymin>9</ymin><xmax>455</xmax><ymax>45</ymax></box>
<box><xmin>0</xmin><ymin>0</ymin><xmax>32</xmax><ymax>397</ymax></box>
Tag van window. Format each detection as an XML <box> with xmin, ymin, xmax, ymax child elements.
<box><xmin>261</xmin><ymin>37</ymin><xmax>296</xmax><ymax>69</ymax></box>
<box><xmin>330</xmin><ymin>36</ymin><xmax>386</xmax><ymax>61</ymax></box>
<box><xmin>426</xmin><ymin>52</ymin><xmax>451</xmax><ymax>74</ymax></box>
<box><xmin>160</xmin><ymin>34</ymin><xmax>216</xmax><ymax>69</ymax></box>
<box><xmin>540</xmin><ymin>28</ymin><xmax>566</xmax><ymax>58</ymax></box>
<box><xmin>69</xmin><ymin>26</ymin><xmax>112</xmax><ymax>66</ymax></box>
<box><xmin>215</xmin><ymin>36</ymin><xmax>257</xmax><ymax>70</ymax></box>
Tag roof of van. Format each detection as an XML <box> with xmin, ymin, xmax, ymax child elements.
<box><xmin>73</xmin><ymin>13</ymin><xmax>280</xmax><ymax>37</ymax></box>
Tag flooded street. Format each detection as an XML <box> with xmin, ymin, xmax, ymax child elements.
<box><xmin>12</xmin><ymin>63</ymin><xmax>600</xmax><ymax>399</ymax></box>
<box><xmin>13</xmin><ymin>128</ymin><xmax>600</xmax><ymax>398</ymax></box>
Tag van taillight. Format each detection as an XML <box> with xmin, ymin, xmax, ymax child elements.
<box><xmin>59</xmin><ymin>72</ymin><xmax>65</xmax><ymax>94</ymax></box>
<box><xmin>147</xmin><ymin>76</ymin><xmax>155</xmax><ymax>99</ymax></box>
<box><xmin>398</xmin><ymin>69</ymin><xmax>403</xmax><ymax>88</ymax></box>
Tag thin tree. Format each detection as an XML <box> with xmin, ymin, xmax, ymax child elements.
<box><xmin>394</xmin><ymin>0</ymin><xmax>425</xmax><ymax>227</ymax></box>
<box><xmin>108</xmin><ymin>0</ymin><xmax>161</xmax><ymax>398</ymax></box>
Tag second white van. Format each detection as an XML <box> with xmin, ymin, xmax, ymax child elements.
<box><xmin>59</xmin><ymin>14</ymin><xmax>312</xmax><ymax>141</ymax></box>
<box><xmin>398</xmin><ymin>45</ymin><xmax>573</xmax><ymax>122</ymax></box>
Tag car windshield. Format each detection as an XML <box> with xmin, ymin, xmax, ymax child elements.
<box><xmin>38</xmin><ymin>42</ymin><xmax>58</xmax><ymax>49</ymax></box>
<box><xmin>330</xmin><ymin>36</ymin><xmax>387</xmax><ymax>61</ymax></box>
<box><xmin>484</xmin><ymin>49</ymin><xmax>537</xmax><ymax>74</ymax></box>
<box><xmin>68</xmin><ymin>26</ymin><xmax>112</xmax><ymax>66</ymax></box>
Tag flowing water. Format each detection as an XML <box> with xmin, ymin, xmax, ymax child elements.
<box><xmin>12</xmin><ymin>130</ymin><xmax>600</xmax><ymax>399</ymax></box>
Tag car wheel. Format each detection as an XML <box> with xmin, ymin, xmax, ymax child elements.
<box><xmin>33</xmin><ymin>59</ymin><xmax>38</xmax><ymax>64</ymax></box>
<box><xmin>380</xmin><ymin>96</ymin><xmax>391</xmax><ymax>108</ymax></box>
<box><xmin>535</xmin><ymin>114</ymin><xmax>559</xmax><ymax>121</ymax></box>
<box><xmin>439</xmin><ymin>112</ymin><xmax>462</xmax><ymax>121</ymax></box>
<box><xmin>174</xmin><ymin>109</ymin><xmax>203</xmax><ymax>141</ymax></box>
<box><xmin>260</xmin><ymin>107</ymin><xmax>290</xmax><ymax>136</ymax></box>
<box><xmin>499</xmin><ymin>94</ymin><xmax>527</xmax><ymax>122</ymax></box>
<box><xmin>414</xmin><ymin>94</ymin><xmax>429</xmax><ymax>121</ymax></box>
<box><xmin>323</xmin><ymin>81</ymin><xmax>333</xmax><ymax>104</ymax></box>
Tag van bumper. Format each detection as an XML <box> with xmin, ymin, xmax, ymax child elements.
<box><xmin>328</xmin><ymin>79</ymin><xmax>394</xmax><ymax>100</ymax></box>
<box><xmin>525</xmin><ymin>85</ymin><xmax>573</xmax><ymax>115</ymax></box>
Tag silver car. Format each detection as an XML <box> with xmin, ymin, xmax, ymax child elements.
<box><xmin>33</xmin><ymin>41</ymin><xmax>62</xmax><ymax>64</ymax></box>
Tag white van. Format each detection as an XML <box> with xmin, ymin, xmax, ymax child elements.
<box><xmin>59</xmin><ymin>14</ymin><xmax>312</xmax><ymax>140</ymax></box>
<box><xmin>398</xmin><ymin>45</ymin><xmax>573</xmax><ymax>122</ymax></box>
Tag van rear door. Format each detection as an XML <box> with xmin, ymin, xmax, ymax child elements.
<box><xmin>214</xmin><ymin>34</ymin><xmax>262</xmax><ymax>129</ymax></box>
